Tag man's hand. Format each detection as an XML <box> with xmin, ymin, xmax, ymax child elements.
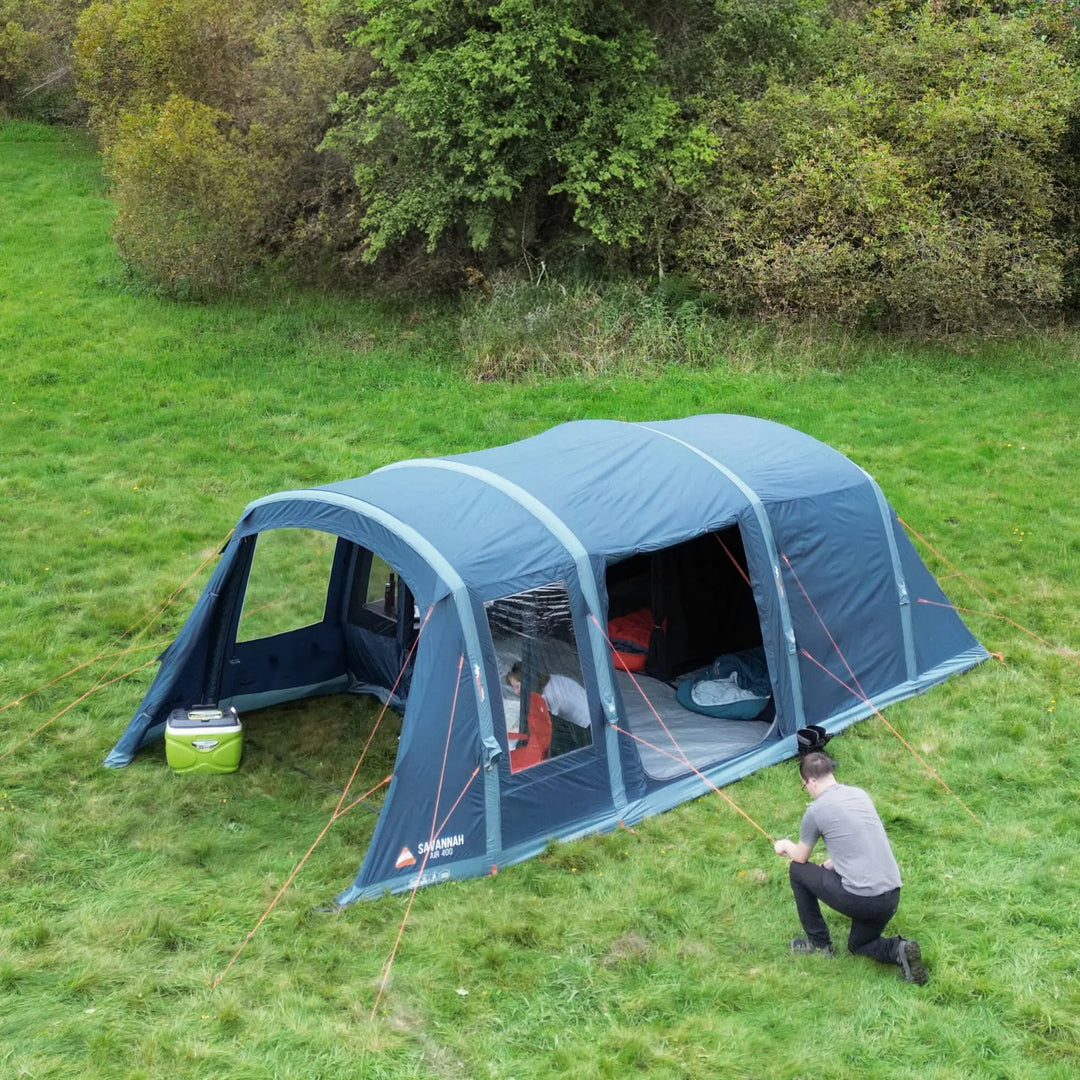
<box><xmin>774</xmin><ymin>837</ymin><xmax>813</xmax><ymax>863</ymax></box>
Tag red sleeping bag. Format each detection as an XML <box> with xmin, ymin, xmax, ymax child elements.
<box><xmin>608</xmin><ymin>608</ymin><xmax>654</xmax><ymax>672</ymax></box>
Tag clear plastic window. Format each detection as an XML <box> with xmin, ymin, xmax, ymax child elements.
<box><xmin>486</xmin><ymin>583</ymin><xmax>593</xmax><ymax>771</ymax></box>
<box><xmin>366</xmin><ymin>554</ymin><xmax>399</xmax><ymax>614</ymax></box>
<box><xmin>236</xmin><ymin>529</ymin><xmax>335</xmax><ymax>642</ymax></box>
<box><xmin>347</xmin><ymin>551</ymin><xmax>402</xmax><ymax>622</ymax></box>
<box><xmin>346</xmin><ymin>549</ymin><xmax>416</xmax><ymax>642</ymax></box>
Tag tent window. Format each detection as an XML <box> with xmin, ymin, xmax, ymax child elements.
<box><xmin>347</xmin><ymin>551</ymin><xmax>415</xmax><ymax>640</ymax></box>
<box><xmin>486</xmin><ymin>583</ymin><xmax>593</xmax><ymax>771</ymax></box>
<box><xmin>236</xmin><ymin>528</ymin><xmax>336</xmax><ymax>643</ymax></box>
<box><xmin>365</xmin><ymin>554</ymin><xmax>398</xmax><ymax>614</ymax></box>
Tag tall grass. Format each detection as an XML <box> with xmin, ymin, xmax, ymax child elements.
<box><xmin>1</xmin><ymin>122</ymin><xmax>1079</xmax><ymax>1079</ymax></box>
<box><xmin>458</xmin><ymin>271</ymin><xmax>878</xmax><ymax>381</ymax></box>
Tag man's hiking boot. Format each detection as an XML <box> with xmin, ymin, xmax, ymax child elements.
<box><xmin>897</xmin><ymin>938</ymin><xmax>929</xmax><ymax>984</ymax></box>
<box><xmin>789</xmin><ymin>937</ymin><xmax>833</xmax><ymax>956</ymax></box>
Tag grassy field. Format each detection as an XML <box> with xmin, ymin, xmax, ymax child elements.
<box><xmin>1</xmin><ymin>121</ymin><xmax>1079</xmax><ymax>1080</ymax></box>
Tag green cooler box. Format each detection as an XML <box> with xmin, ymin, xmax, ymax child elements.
<box><xmin>165</xmin><ymin>707</ymin><xmax>243</xmax><ymax>774</ymax></box>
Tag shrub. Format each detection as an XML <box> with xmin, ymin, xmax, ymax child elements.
<box><xmin>695</xmin><ymin>0</ymin><xmax>832</xmax><ymax>95</ymax></box>
<box><xmin>75</xmin><ymin>0</ymin><xmax>370</xmax><ymax>292</ymax></box>
<box><xmin>0</xmin><ymin>17</ymin><xmax>39</xmax><ymax>107</ymax></box>
<box><xmin>685</xmin><ymin>4</ymin><xmax>1080</xmax><ymax>331</ymax></box>
<box><xmin>0</xmin><ymin>0</ymin><xmax>88</xmax><ymax>122</ymax></box>
<box><xmin>73</xmin><ymin>0</ymin><xmax>256</xmax><ymax>139</ymax></box>
<box><xmin>106</xmin><ymin>96</ymin><xmax>267</xmax><ymax>294</ymax></box>
<box><xmin>243</xmin><ymin>4</ymin><xmax>374</xmax><ymax>281</ymax></box>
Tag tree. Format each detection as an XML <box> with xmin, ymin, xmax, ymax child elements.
<box><xmin>322</xmin><ymin>0</ymin><xmax>716</xmax><ymax>263</ymax></box>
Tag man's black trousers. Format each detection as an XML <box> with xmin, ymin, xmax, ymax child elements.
<box><xmin>788</xmin><ymin>861</ymin><xmax>902</xmax><ymax>963</ymax></box>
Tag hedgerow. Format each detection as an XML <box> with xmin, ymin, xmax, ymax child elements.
<box><xmin>53</xmin><ymin>0</ymin><xmax>1080</xmax><ymax>330</ymax></box>
<box><xmin>0</xmin><ymin>0</ymin><xmax>88</xmax><ymax>122</ymax></box>
<box><xmin>73</xmin><ymin>0</ymin><xmax>369</xmax><ymax>293</ymax></box>
<box><xmin>683</xmin><ymin>4</ymin><xmax>1080</xmax><ymax>331</ymax></box>
<box><xmin>322</xmin><ymin>0</ymin><xmax>717</xmax><ymax>263</ymax></box>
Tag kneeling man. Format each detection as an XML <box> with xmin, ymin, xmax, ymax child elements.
<box><xmin>773</xmin><ymin>750</ymin><xmax>928</xmax><ymax>984</ymax></box>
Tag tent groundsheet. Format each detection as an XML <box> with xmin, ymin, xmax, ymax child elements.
<box><xmin>616</xmin><ymin>670</ymin><xmax>773</xmax><ymax>781</ymax></box>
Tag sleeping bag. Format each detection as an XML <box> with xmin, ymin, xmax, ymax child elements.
<box><xmin>608</xmin><ymin>609</ymin><xmax>654</xmax><ymax>672</ymax></box>
<box><xmin>676</xmin><ymin>647</ymin><xmax>772</xmax><ymax>720</ymax></box>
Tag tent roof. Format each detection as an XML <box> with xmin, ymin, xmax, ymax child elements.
<box><xmin>245</xmin><ymin>416</ymin><xmax>864</xmax><ymax>591</ymax></box>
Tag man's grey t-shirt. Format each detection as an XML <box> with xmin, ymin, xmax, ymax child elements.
<box><xmin>799</xmin><ymin>783</ymin><xmax>901</xmax><ymax>896</ymax></box>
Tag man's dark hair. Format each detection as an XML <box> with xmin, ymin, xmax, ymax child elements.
<box><xmin>799</xmin><ymin>751</ymin><xmax>838</xmax><ymax>783</ymax></box>
<box><xmin>506</xmin><ymin>661</ymin><xmax>549</xmax><ymax>691</ymax></box>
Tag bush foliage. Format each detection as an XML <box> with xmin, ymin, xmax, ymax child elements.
<box><xmin>74</xmin><ymin>0</ymin><xmax>369</xmax><ymax>292</ymax></box>
<box><xmin>687</xmin><ymin>4</ymin><xmax>1080</xmax><ymax>330</ymax></box>
<box><xmin>323</xmin><ymin>0</ymin><xmax>717</xmax><ymax>262</ymax></box>
<box><xmin>60</xmin><ymin>0</ymin><xmax>1080</xmax><ymax>330</ymax></box>
<box><xmin>106</xmin><ymin>96</ymin><xmax>268</xmax><ymax>293</ymax></box>
<box><xmin>0</xmin><ymin>0</ymin><xmax>88</xmax><ymax>121</ymax></box>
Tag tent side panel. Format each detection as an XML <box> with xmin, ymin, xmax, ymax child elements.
<box><xmin>340</xmin><ymin>607</ymin><xmax>490</xmax><ymax>896</ymax></box>
<box><xmin>104</xmin><ymin>539</ymin><xmax>246</xmax><ymax>766</ymax></box>
<box><xmin>499</xmin><ymin>751</ymin><xmax>615</xmax><ymax>849</ymax></box>
<box><xmin>340</xmin><ymin>731</ymin><xmax>804</xmax><ymax>901</ymax></box>
<box><xmin>220</xmin><ymin>623</ymin><xmax>347</xmax><ymax>704</ymax></box>
<box><xmin>771</xmin><ymin>486</ymin><xmax>910</xmax><ymax>723</ymax></box>
<box><xmin>891</xmin><ymin>519</ymin><xmax>989</xmax><ymax>675</ymax></box>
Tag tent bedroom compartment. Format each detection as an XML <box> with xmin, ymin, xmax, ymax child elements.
<box><xmin>106</xmin><ymin>415</ymin><xmax>987</xmax><ymax>903</ymax></box>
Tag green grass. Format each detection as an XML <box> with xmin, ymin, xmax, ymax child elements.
<box><xmin>2</xmin><ymin>121</ymin><xmax>1079</xmax><ymax>1079</ymax></box>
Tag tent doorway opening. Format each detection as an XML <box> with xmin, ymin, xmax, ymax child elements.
<box><xmin>222</xmin><ymin>529</ymin><xmax>419</xmax><ymax>719</ymax></box>
<box><xmin>605</xmin><ymin>525</ymin><xmax>776</xmax><ymax>782</ymax></box>
<box><xmin>221</xmin><ymin>529</ymin><xmax>404</xmax><ymax>816</ymax></box>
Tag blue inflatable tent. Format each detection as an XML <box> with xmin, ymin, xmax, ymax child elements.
<box><xmin>107</xmin><ymin>415</ymin><xmax>987</xmax><ymax>902</ymax></box>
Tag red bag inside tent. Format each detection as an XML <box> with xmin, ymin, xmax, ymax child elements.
<box><xmin>607</xmin><ymin>608</ymin><xmax>654</xmax><ymax>672</ymax></box>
